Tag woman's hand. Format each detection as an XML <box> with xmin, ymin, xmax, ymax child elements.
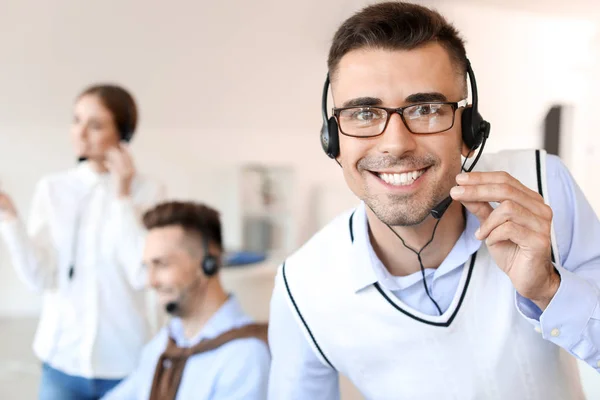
<box><xmin>0</xmin><ymin>191</ymin><xmax>18</xmax><ymax>220</ymax></box>
<box><xmin>105</xmin><ymin>144</ymin><xmax>136</xmax><ymax>198</ymax></box>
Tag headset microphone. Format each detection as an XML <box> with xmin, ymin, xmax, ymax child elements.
<box><xmin>430</xmin><ymin>196</ymin><xmax>453</xmax><ymax>220</ymax></box>
<box><xmin>428</xmin><ymin>126</ymin><xmax>489</xmax><ymax>221</ymax></box>
<box><xmin>164</xmin><ymin>274</ymin><xmax>200</xmax><ymax>315</ymax></box>
<box><xmin>165</xmin><ymin>301</ymin><xmax>179</xmax><ymax>314</ymax></box>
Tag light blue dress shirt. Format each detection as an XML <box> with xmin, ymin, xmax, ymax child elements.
<box><xmin>103</xmin><ymin>295</ymin><xmax>270</xmax><ymax>400</ymax></box>
<box><xmin>267</xmin><ymin>154</ymin><xmax>600</xmax><ymax>399</ymax></box>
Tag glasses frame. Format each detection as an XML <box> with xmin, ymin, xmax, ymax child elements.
<box><xmin>332</xmin><ymin>99</ymin><xmax>468</xmax><ymax>138</ymax></box>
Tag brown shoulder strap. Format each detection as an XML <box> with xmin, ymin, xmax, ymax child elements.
<box><xmin>189</xmin><ymin>322</ymin><xmax>269</xmax><ymax>355</ymax></box>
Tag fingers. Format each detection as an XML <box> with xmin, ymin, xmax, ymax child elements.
<box><xmin>449</xmin><ymin>170</ymin><xmax>554</xmax><ymax>245</ymax></box>
<box><xmin>451</xmin><ymin>174</ymin><xmax>552</xmax><ymax>220</ymax></box>
<box><xmin>104</xmin><ymin>149</ymin><xmax>118</xmax><ymax>174</ymax></box>
<box><xmin>104</xmin><ymin>145</ymin><xmax>135</xmax><ymax>186</ymax></box>
<box><xmin>105</xmin><ymin>147</ymin><xmax>133</xmax><ymax>172</ymax></box>
<box><xmin>458</xmin><ymin>199</ymin><xmax>493</xmax><ymax>225</ymax></box>
<box><xmin>475</xmin><ymin>200</ymin><xmax>550</xmax><ymax>240</ymax></box>
<box><xmin>119</xmin><ymin>145</ymin><xmax>133</xmax><ymax>171</ymax></box>
<box><xmin>457</xmin><ymin>171</ymin><xmax>543</xmax><ymax>203</ymax></box>
<box><xmin>485</xmin><ymin>220</ymin><xmax>551</xmax><ymax>253</ymax></box>
<box><xmin>0</xmin><ymin>192</ymin><xmax>17</xmax><ymax>218</ymax></box>
<box><xmin>0</xmin><ymin>192</ymin><xmax>11</xmax><ymax>206</ymax></box>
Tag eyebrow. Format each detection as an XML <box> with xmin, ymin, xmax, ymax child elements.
<box><xmin>145</xmin><ymin>256</ymin><xmax>168</xmax><ymax>266</ymax></box>
<box><xmin>88</xmin><ymin>117</ymin><xmax>108</xmax><ymax>125</ymax></box>
<box><xmin>342</xmin><ymin>97</ymin><xmax>382</xmax><ymax>108</ymax></box>
<box><xmin>405</xmin><ymin>92</ymin><xmax>448</xmax><ymax>103</ymax></box>
<box><xmin>341</xmin><ymin>92</ymin><xmax>449</xmax><ymax>108</ymax></box>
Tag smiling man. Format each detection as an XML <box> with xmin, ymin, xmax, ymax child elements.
<box><xmin>103</xmin><ymin>201</ymin><xmax>270</xmax><ymax>400</ymax></box>
<box><xmin>267</xmin><ymin>2</ymin><xmax>600</xmax><ymax>399</ymax></box>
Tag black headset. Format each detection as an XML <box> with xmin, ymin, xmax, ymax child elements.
<box><xmin>164</xmin><ymin>233</ymin><xmax>220</xmax><ymax>314</ymax></box>
<box><xmin>320</xmin><ymin>58</ymin><xmax>490</xmax><ymax>159</ymax></box>
<box><xmin>201</xmin><ymin>234</ymin><xmax>219</xmax><ymax>276</ymax></box>
<box><xmin>119</xmin><ymin>120</ymin><xmax>135</xmax><ymax>143</ymax></box>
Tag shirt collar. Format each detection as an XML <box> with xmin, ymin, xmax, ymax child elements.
<box><xmin>74</xmin><ymin>161</ymin><xmax>110</xmax><ymax>186</ymax></box>
<box><xmin>168</xmin><ymin>295</ymin><xmax>248</xmax><ymax>347</ymax></box>
<box><xmin>348</xmin><ymin>201</ymin><xmax>482</xmax><ymax>293</ymax></box>
<box><xmin>348</xmin><ymin>202</ymin><xmax>379</xmax><ymax>292</ymax></box>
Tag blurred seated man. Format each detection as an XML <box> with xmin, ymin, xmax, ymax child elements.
<box><xmin>102</xmin><ymin>201</ymin><xmax>270</xmax><ymax>400</ymax></box>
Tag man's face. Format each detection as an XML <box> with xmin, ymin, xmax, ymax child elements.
<box><xmin>143</xmin><ymin>226</ymin><xmax>202</xmax><ymax>312</ymax></box>
<box><xmin>332</xmin><ymin>43</ymin><xmax>467</xmax><ymax>226</ymax></box>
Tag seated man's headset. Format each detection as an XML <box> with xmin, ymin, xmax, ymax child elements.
<box><xmin>320</xmin><ymin>58</ymin><xmax>491</xmax><ymax>220</ymax></box>
<box><xmin>200</xmin><ymin>234</ymin><xmax>220</xmax><ymax>277</ymax></box>
<box><xmin>165</xmin><ymin>234</ymin><xmax>220</xmax><ymax>314</ymax></box>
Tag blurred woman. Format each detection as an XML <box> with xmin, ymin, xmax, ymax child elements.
<box><xmin>0</xmin><ymin>84</ymin><xmax>165</xmax><ymax>399</ymax></box>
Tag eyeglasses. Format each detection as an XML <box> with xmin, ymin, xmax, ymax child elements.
<box><xmin>333</xmin><ymin>99</ymin><xmax>468</xmax><ymax>138</ymax></box>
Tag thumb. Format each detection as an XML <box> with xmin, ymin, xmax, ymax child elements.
<box><xmin>460</xmin><ymin>200</ymin><xmax>493</xmax><ymax>225</ymax></box>
<box><xmin>103</xmin><ymin>156</ymin><xmax>116</xmax><ymax>173</ymax></box>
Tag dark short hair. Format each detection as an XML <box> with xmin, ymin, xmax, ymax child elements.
<box><xmin>142</xmin><ymin>201</ymin><xmax>223</xmax><ymax>250</ymax></box>
<box><xmin>327</xmin><ymin>1</ymin><xmax>467</xmax><ymax>79</ymax></box>
<box><xmin>78</xmin><ymin>84</ymin><xmax>138</xmax><ymax>140</ymax></box>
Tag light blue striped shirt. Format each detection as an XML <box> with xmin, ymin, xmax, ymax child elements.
<box><xmin>103</xmin><ymin>295</ymin><xmax>270</xmax><ymax>400</ymax></box>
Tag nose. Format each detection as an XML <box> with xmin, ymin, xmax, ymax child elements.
<box><xmin>71</xmin><ymin>122</ymin><xmax>87</xmax><ymax>140</ymax></box>
<box><xmin>376</xmin><ymin>112</ymin><xmax>417</xmax><ymax>156</ymax></box>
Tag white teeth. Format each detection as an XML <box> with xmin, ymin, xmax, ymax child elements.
<box><xmin>377</xmin><ymin>169</ymin><xmax>425</xmax><ymax>186</ymax></box>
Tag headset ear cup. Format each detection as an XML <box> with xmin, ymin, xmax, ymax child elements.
<box><xmin>461</xmin><ymin>107</ymin><xmax>475</xmax><ymax>150</ymax></box>
<box><xmin>320</xmin><ymin>122</ymin><xmax>331</xmax><ymax>156</ymax></box>
<box><xmin>326</xmin><ymin>117</ymin><xmax>340</xmax><ymax>159</ymax></box>
<box><xmin>120</xmin><ymin>122</ymin><xmax>134</xmax><ymax>143</ymax></box>
<box><xmin>126</xmin><ymin>128</ymin><xmax>135</xmax><ymax>143</ymax></box>
<box><xmin>202</xmin><ymin>256</ymin><xmax>218</xmax><ymax>276</ymax></box>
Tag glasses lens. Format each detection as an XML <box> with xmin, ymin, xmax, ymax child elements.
<box><xmin>337</xmin><ymin>107</ymin><xmax>388</xmax><ymax>137</ymax></box>
<box><xmin>403</xmin><ymin>103</ymin><xmax>455</xmax><ymax>133</ymax></box>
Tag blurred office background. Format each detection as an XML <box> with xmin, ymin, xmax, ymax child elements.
<box><xmin>1</xmin><ymin>0</ymin><xmax>599</xmax><ymax>398</ymax></box>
